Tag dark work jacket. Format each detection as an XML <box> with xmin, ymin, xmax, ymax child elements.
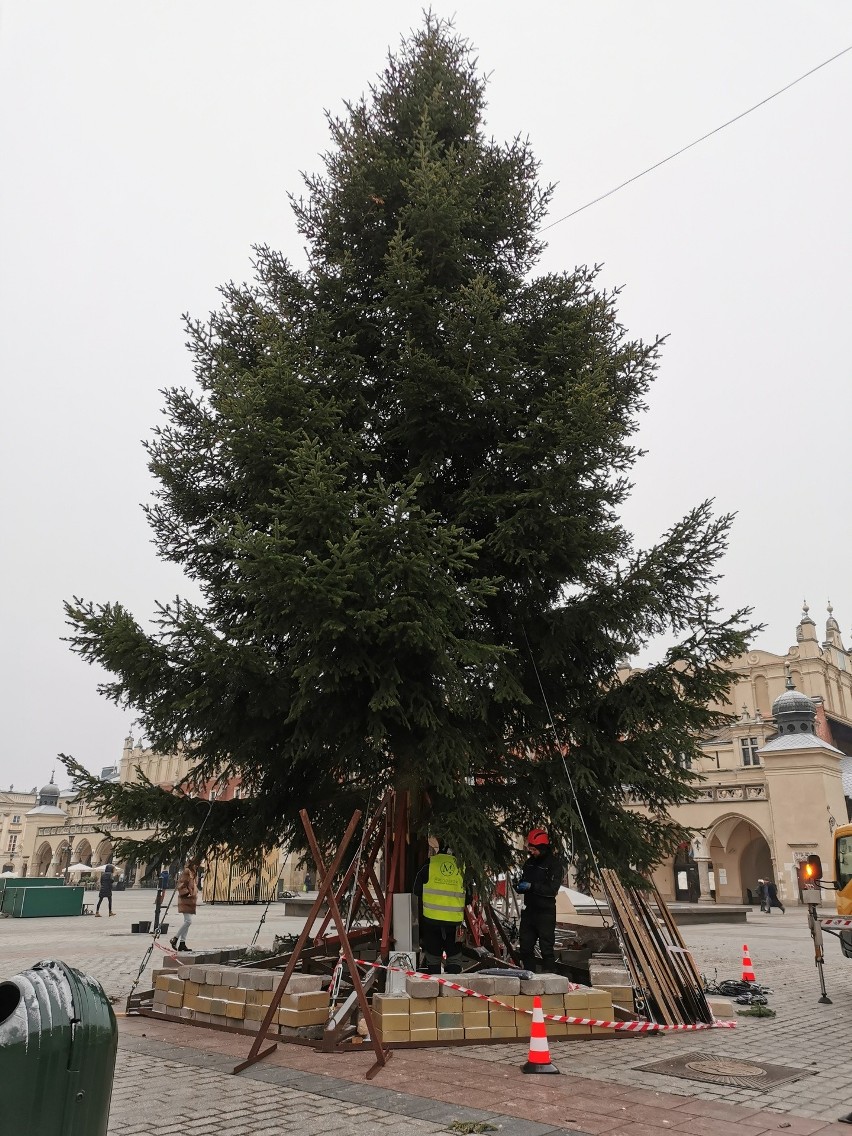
<box><xmin>519</xmin><ymin>849</ymin><xmax>562</xmax><ymax>913</ymax></box>
<box><xmin>98</xmin><ymin>868</ymin><xmax>114</xmax><ymax>898</ymax></box>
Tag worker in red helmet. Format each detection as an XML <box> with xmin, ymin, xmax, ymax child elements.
<box><xmin>513</xmin><ymin>828</ymin><xmax>562</xmax><ymax>972</ymax></box>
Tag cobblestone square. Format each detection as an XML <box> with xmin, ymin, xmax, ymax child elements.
<box><xmin>3</xmin><ymin>894</ymin><xmax>851</xmax><ymax>1135</ymax></box>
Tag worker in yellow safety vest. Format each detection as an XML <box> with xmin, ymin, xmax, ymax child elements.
<box><xmin>413</xmin><ymin>839</ymin><xmax>468</xmax><ymax>974</ymax></box>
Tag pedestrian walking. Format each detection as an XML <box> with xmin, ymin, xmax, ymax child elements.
<box><xmin>413</xmin><ymin>838</ymin><xmax>467</xmax><ymax>974</ymax></box>
<box><xmin>95</xmin><ymin>863</ymin><xmax>116</xmax><ymax>917</ymax></box>
<box><xmin>756</xmin><ymin>878</ymin><xmax>769</xmax><ymax>912</ymax></box>
<box><xmin>514</xmin><ymin>828</ymin><xmax>562</xmax><ymax>972</ymax></box>
<box><xmin>766</xmin><ymin>879</ymin><xmax>786</xmax><ymax>913</ymax></box>
<box><xmin>170</xmin><ymin>857</ymin><xmax>199</xmax><ymax>952</ymax></box>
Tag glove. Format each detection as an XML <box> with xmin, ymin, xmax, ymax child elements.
<box><xmin>514</xmin><ymin>880</ymin><xmax>531</xmax><ymax>893</ymax></box>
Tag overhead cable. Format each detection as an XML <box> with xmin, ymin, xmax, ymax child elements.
<box><xmin>541</xmin><ymin>43</ymin><xmax>852</xmax><ymax>230</ymax></box>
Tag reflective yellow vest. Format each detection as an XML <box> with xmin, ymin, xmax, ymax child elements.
<box><xmin>421</xmin><ymin>854</ymin><xmax>465</xmax><ymax>923</ymax></box>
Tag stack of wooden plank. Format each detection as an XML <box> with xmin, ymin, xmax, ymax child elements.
<box><xmin>599</xmin><ymin>869</ymin><xmax>713</xmax><ymax>1027</ymax></box>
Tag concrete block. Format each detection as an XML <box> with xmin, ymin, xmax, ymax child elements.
<box><xmin>406</xmin><ymin>977</ymin><xmax>440</xmax><ymax>999</ymax></box>
<box><xmin>188</xmin><ymin>966</ymin><xmax>207</xmax><ymax>984</ymax></box>
<box><xmin>519</xmin><ymin>977</ymin><xmax>546</xmax><ymax>995</ymax></box>
<box><xmin>707</xmin><ymin>996</ymin><xmax>735</xmax><ymax>1019</ymax></box>
<box><xmin>161</xmin><ymin>956</ymin><xmax>180</xmax><ymax>970</ymax></box>
<box><xmin>459</xmin><ymin>975</ymin><xmax>496</xmax><ymax>996</ymax></box>
<box><xmin>209</xmin><ymin>998</ymin><xmax>227</xmax><ymax>1016</ymax></box>
<box><xmin>243</xmin><ymin>1018</ymin><xmax>262</xmax><ymax>1032</ymax></box>
<box><xmin>210</xmin><ymin>1014</ymin><xmax>228</xmax><ymax>1027</ymax></box>
<box><xmin>283</xmin><ymin>973</ymin><xmax>324</xmax><ymax>994</ymax></box>
<box><xmin>194</xmin><ymin>1012</ymin><xmax>211</xmax><ymax>1023</ymax></box>
<box><xmin>180</xmin><ymin>1008</ymin><xmax>194</xmax><ymax>1020</ymax></box>
<box><xmin>251</xmin><ymin>971</ymin><xmax>275</xmax><ymax>991</ymax></box>
<box><xmin>540</xmin><ymin>994</ymin><xmax>565</xmax><ymax>1012</ymax></box>
<box><xmin>203</xmin><ymin>967</ymin><xmax>222</xmax><ymax>985</ymax></box>
<box><xmin>589</xmin><ymin>961</ymin><xmax>631</xmax><ymax>988</ymax></box>
<box><xmin>489</xmin><ymin>976</ymin><xmax>520</xmax><ymax>995</ymax></box>
<box><xmin>539</xmin><ymin>974</ymin><xmax>572</xmax><ymax>994</ymax></box>
<box><xmin>218</xmin><ymin>967</ymin><xmax>243</xmax><ymax>985</ymax></box>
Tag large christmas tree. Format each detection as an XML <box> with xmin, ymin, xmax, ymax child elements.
<box><xmin>63</xmin><ymin>17</ymin><xmax>751</xmax><ymax>884</ymax></box>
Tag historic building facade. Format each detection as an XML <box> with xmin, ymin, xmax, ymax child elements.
<box><xmin>632</xmin><ymin>604</ymin><xmax>852</xmax><ymax>906</ymax></box>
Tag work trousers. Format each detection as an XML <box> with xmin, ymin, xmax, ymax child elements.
<box><xmin>96</xmin><ymin>894</ymin><xmax>112</xmax><ymax>915</ymax></box>
<box><xmin>519</xmin><ymin>906</ymin><xmax>556</xmax><ymax>972</ymax></box>
<box><xmin>420</xmin><ymin>918</ymin><xmax>463</xmax><ymax>974</ymax></box>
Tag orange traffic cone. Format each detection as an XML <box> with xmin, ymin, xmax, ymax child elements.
<box><xmin>742</xmin><ymin>943</ymin><xmax>756</xmax><ymax>983</ymax></box>
<box><xmin>521</xmin><ymin>995</ymin><xmax>560</xmax><ymax>1075</ymax></box>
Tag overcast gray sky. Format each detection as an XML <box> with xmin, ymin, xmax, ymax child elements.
<box><xmin>2</xmin><ymin>2</ymin><xmax>851</xmax><ymax>792</ymax></box>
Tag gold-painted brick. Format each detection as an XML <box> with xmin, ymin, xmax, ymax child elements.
<box><xmin>563</xmin><ymin>993</ymin><xmax>591</xmax><ymax>1010</ymax></box>
<box><xmin>436</xmin><ymin>1012</ymin><xmax>462</xmax><ymax>1030</ymax></box>
<box><xmin>586</xmin><ymin>991</ymin><xmax>613</xmax><ymax>1010</ymax></box>
<box><xmin>225</xmin><ymin>1001</ymin><xmax>245</xmax><ymax>1019</ymax></box>
<box><xmin>461</xmin><ymin>1011</ymin><xmax>488</xmax><ymax>1029</ymax></box>
<box><xmin>213</xmin><ymin>985</ymin><xmax>230</xmax><ymax>1000</ymax></box>
<box><xmin>279</xmin><ymin>991</ymin><xmax>330</xmax><ymax>1011</ymax></box>
<box><xmin>514</xmin><ymin>995</ymin><xmax>535</xmax><ymax>1011</ymax></box>
<box><xmin>277</xmin><ymin>1007</ymin><xmax>329</xmax><ymax>1028</ymax></box>
<box><xmin>464</xmin><ymin>1026</ymin><xmax>491</xmax><ymax>1039</ymax></box>
<box><xmin>194</xmin><ymin>996</ymin><xmax>212</xmax><ymax>1014</ymax></box>
<box><xmin>462</xmin><ymin>997</ymin><xmax>489</xmax><ymax>1016</ymax></box>
<box><xmin>437</xmin><ymin>1027</ymin><xmax>464</xmax><ymax>1041</ymax></box>
<box><xmin>540</xmin><ymin>995</ymin><xmax>564</xmax><ymax>1011</ymax></box>
<box><xmin>184</xmin><ymin>981</ymin><xmax>200</xmax><ymax>998</ymax></box>
<box><xmin>209</xmin><ymin>998</ymin><xmax>227</xmax><ymax>1016</ymax></box>
<box><xmin>245</xmin><ymin>990</ymin><xmax>264</xmax><ymax>1006</ymax></box>
<box><xmin>375</xmin><ymin>1029</ymin><xmax>409</xmax><ymax>1043</ymax></box>
<box><xmin>243</xmin><ymin>1002</ymin><xmax>267</xmax><ymax>1021</ymax></box>
<box><xmin>226</xmin><ymin>987</ymin><xmax>247</xmax><ymax>1005</ymax></box>
<box><xmin>490</xmin><ymin>1026</ymin><xmax>517</xmax><ymax>1038</ymax></box>
<box><xmin>154</xmin><ymin>974</ymin><xmax>171</xmax><ymax>992</ymax></box>
<box><xmin>164</xmin><ymin>991</ymin><xmax>183</xmax><ymax>1008</ymax></box>
<box><xmin>199</xmin><ymin>984</ymin><xmax>216</xmax><ymax>999</ymax></box>
<box><xmin>488</xmin><ymin>1010</ymin><xmax>516</xmax><ymax>1029</ymax></box>
<box><xmin>371</xmin><ymin>1011</ymin><xmax>408</xmax><ymax>1032</ymax></box>
<box><xmin>409</xmin><ymin>1011</ymin><xmax>436</xmax><ymax>1030</ymax></box>
<box><xmin>439</xmin><ymin>996</ymin><xmax>463</xmax><ymax>1014</ymax></box>
<box><xmin>565</xmin><ymin>1024</ymin><xmax>593</xmax><ymax>1036</ymax></box>
<box><xmin>372</xmin><ymin>994</ymin><xmax>410</xmax><ymax>1014</ymax></box>
<box><xmin>409</xmin><ymin>1028</ymin><xmax>437</xmax><ymax>1042</ymax></box>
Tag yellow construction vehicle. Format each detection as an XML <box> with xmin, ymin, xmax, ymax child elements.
<box><xmin>815</xmin><ymin>822</ymin><xmax>852</xmax><ymax>959</ymax></box>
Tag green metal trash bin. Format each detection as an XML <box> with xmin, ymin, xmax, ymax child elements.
<box><xmin>0</xmin><ymin>959</ymin><xmax>118</xmax><ymax>1135</ymax></box>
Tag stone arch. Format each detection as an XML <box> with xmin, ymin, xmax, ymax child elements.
<box><xmin>95</xmin><ymin>838</ymin><xmax>113</xmax><ymax>866</ymax></box>
<box><xmin>707</xmin><ymin>813</ymin><xmax>773</xmax><ymax>904</ymax></box>
<box><xmin>55</xmin><ymin>841</ymin><xmax>72</xmax><ymax>875</ymax></box>
<box><xmin>74</xmin><ymin>839</ymin><xmax>92</xmax><ymax>866</ymax></box>
<box><xmin>34</xmin><ymin>841</ymin><xmax>54</xmax><ymax>876</ymax></box>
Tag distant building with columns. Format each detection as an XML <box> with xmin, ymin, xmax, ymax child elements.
<box><xmin>629</xmin><ymin>604</ymin><xmax>852</xmax><ymax>906</ymax></box>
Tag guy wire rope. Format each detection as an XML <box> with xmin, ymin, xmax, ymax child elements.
<box><xmin>521</xmin><ymin>626</ymin><xmax>658</xmax><ymax>1024</ymax></box>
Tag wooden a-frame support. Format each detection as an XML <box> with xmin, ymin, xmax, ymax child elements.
<box><xmin>233</xmin><ymin>808</ymin><xmax>391</xmax><ymax>1080</ymax></box>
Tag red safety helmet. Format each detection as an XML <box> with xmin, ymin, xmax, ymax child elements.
<box><xmin>526</xmin><ymin>828</ymin><xmax>550</xmax><ymax>847</ymax></box>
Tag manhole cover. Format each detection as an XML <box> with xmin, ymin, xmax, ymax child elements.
<box><xmin>636</xmin><ymin>1052</ymin><xmax>813</xmax><ymax>1090</ymax></box>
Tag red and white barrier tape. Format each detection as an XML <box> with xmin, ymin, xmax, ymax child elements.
<box><xmin>354</xmin><ymin>959</ymin><xmax>735</xmax><ymax>1033</ymax></box>
<box><xmin>153</xmin><ymin>939</ymin><xmax>179</xmax><ymax>959</ymax></box>
<box><xmin>821</xmin><ymin>917</ymin><xmax>852</xmax><ymax>928</ymax></box>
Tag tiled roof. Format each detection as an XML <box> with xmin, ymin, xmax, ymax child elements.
<box><xmin>759</xmin><ymin>732</ymin><xmax>844</xmax><ymax>755</ymax></box>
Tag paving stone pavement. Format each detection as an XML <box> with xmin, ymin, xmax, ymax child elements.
<box><xmin>4</xmin><ymin>894</ymin><xmax>852</xmax><ymax>1132</ymax></box>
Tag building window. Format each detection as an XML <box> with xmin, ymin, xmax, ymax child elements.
<box><xmin>77</xmin><ymin>804</ymin><xmax>84</xmax><ymax>816</ymax></box>
<box><xmin>11</xmin><ymin>815</ymin><xmax>20</xmax><ymax>825</ymax></box>
<box><xmin>740</xmin><ymin>737</ymin><xmax>760</xmax><ymax>766</ymax></box>
<box><xmin>7</xmin><ymin>834</ymin><xmax>18</xmax><ymax>853</ymax></box>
